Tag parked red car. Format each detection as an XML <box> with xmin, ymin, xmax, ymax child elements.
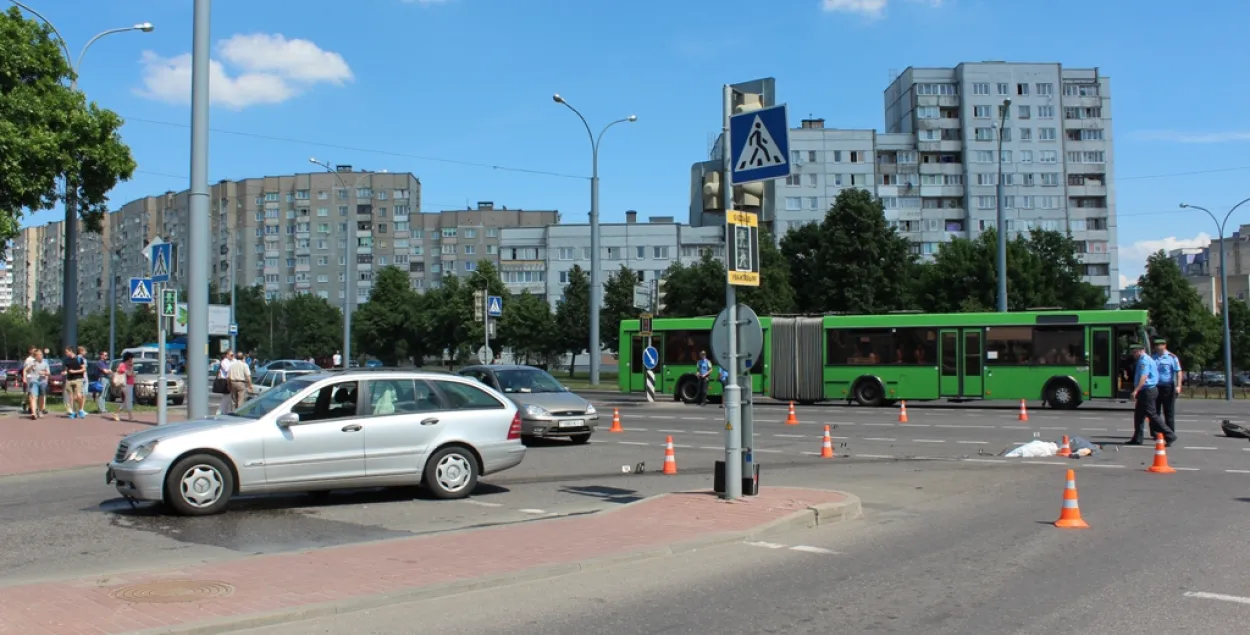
<box><xmin>1</xmin><ymin>360</ymin><xmax>21</xmax><ymax>391</ymax></box>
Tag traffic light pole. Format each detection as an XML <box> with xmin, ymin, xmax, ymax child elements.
<box><xmin>157</xmin><ymin>283</ymin><xmax>168</xmax><ymax>426</ymax></box>
<box><xmin>720</xmin><ymin>84</ymin><xmax>743</xmax><ymax>500</ymax></box>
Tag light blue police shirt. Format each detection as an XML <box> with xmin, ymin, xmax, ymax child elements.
<box><xmin>1152</xmin><ymin>351</ymin><xmax>1181</xmax><ymax>385</ymax></box>
<box><xmin>1134</xmin><ymin>355</ymin><xmax>1159</xmax><ymax>389</ymax></box>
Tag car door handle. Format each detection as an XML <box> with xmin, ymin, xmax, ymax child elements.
<box><xmin>420</xmin><ymin>418</ymin><xmax>439</xmax><ymax>426</ymax></box>
<box><xmin>341</xmin><ymin>424</ymin><xmax>362</xmax><ymax>432</ymax></box>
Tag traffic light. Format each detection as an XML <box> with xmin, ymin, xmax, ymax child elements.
<box><xmin>701</xmin><ymin>170</ymin><xmax>722</xmax><ymax>212</ymax></box>
<box><xmin>730</xmin><ymin>88</ymin><xmax>767</xmax><ymax>209</ymax></box>
<box><xmin>655</xmin><ymin>277</ymin><xmax>667</xmax><ymax>316</ymax></box>
<box><xmin>161</xmin><ymin>289</ymin><xmax>178</xmax><ymax>318</ymax></box>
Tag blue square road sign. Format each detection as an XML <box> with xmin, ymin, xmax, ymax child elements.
<box><xmin>129</xmin><ymin>278</ymin><xmax>154</xmax><ymax>304</ymax></box>
<box><xmin>729</xmin><ymin>104</ymin><xmax>792</xmax><ymax>185</ymax></box>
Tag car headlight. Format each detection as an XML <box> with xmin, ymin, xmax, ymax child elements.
<box><xmin>524</xmin><ymin>404</ymin><xmax>549</xmax><ymax>417</ymax></box>
<box><xmin>584</xmin><ymin>404</ymin><xmax>597</xmax><ymax>415</ymax></box>
<box><xmin>127</xmin><ymin>441</ymin><xmax>158</xmax><ymax>462</ymax></box>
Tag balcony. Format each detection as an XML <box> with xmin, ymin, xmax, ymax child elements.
<box><xmin>920</xmin><ymin>185</ymin><xmax>965</xmax><ymax>199</ymax></box>
<box><xmin>295</xmin><ymin>263</ymin><xmax>311</xmax><ymax>273</ymax></box>
<box><xmin>939</xmin><ymin>140</ymin><xmax>962</xmax><ymax>153</ymax></box>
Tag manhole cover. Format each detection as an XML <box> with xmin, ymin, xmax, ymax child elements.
<box><xmin>108</xmin><ymin>580</ymin><xmax>234</xmax><ymax>603</ymax></box>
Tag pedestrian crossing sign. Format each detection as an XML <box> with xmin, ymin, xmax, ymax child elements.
<box><xmin>151</xmin><ymin>242</ymin><xmax>173</xmax><ymax>283</ymax></box>
<box><xmin>129</xmin><ymin>278</ymin><xmax>153</xmax><ymax>304</ymax></box>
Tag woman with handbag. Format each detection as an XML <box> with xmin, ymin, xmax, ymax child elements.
<box><xmin>214</xmin><ymin>351</ymin><xmax>235</xmax><ymax>415</ymax></box>
<box><xmin>111</xmin><ymin>352</ymin><xmax>136</xmax><ymax>422</ymax></box>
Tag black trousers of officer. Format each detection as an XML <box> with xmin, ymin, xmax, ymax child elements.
<box><xmin>1132</xmin><ymin>386</ymin><xmax>1174</xmax><ymax>443</ymax></box>
<box><xmin>1156</xmin><ymin>383</ymin><xmax>1177</xmax><ymax>432</ymax></box>
<box><xmin>696</xmin><ymin>376</ymin><xmax>709</xmax><ymax>405</ymax></box>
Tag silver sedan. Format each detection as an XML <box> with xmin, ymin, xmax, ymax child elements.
<box><xmin>105</xmin><ymin>370</ymin><xmax>526</xmax><ymax>516</ymax></box>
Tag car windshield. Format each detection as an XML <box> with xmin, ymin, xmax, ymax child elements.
<box><xmin>48</xmin><ymin>362</ymin><xmax>63</xmax><ymax>374</ymax></box>
<box><xmin>131</xmin><ymin>361</ymin><xmax>160</xmax><ymax>374</ymax></box>
<box><xmin>493</xmin><ymin>368</ymin><xmax>565</xmax><ymax>394</ymax></box>
<box><xmin>231</xmin><ymin>377</ymin><xmax>318</xmax><ymax>419</ymax></box>
<box><xmin>291</xmin><ymin>361</ymin><xmax>320</xmax><ymax>371</ymax></box>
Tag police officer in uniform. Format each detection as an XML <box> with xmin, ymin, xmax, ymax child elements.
<box><xmin>1152</xmin><ymin>337</ymin><xmax>1183</xmax><ymax>433</ymax></box>
<box><xmin>1128</xmin><ymin>343</ymin><xmax>1175</xmax><ymax>446</ymax></box>
<box><xmin>695</xmin><ymin>351</ymin><xmax>712</xmax><ymax>406</ymax></box>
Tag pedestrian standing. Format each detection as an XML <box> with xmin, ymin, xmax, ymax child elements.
<box><xmin>90</xmin><ymin>351</ymin><xmax>112</xmax><ymax>416</ymax></box>
<box><xmin>215</xmin><ymin>351</ymin><xmax>236</xmax><ymax>415</ymax></box>
<box><xmin>24</xmin><ymin>349</ymin><xmax>49</xmax><ymax>420</ymax></box>
<box><xmin>113</xmin><ymin>352</ymin><xmax>136</xmax><ymax>422</ymax></box>
<box><xmin>62</xmin><ymin>347</ymin><xmax>87</xmax><ymax>419</ymax></box>
<box><xmin>1152</xmin><ymin>337</ymin><xmax>1182</xmax><ymax>432</ymax></box>
<box><xmin>695</xmin><ymin>351</ymin><xmax>711</xmax><ymax>406</ymax></box>
<box><xmin>227</xmin><ymin>352</ymin><xmax>252</xmax><ymax>411</ymax></box>
<box><xmin>1127</xmin><ymin>343</ymin><xmax>1175</xmax><ymax>446</ymax></box>
<box><xmin>717</xmin><ymin>365</ymin><xmax>729</xmax><ymax>409</ymax></box>
<box><xmin>333</xmin><ymin>350</ymin><xmax>342</xmax><ymax>369</ymax></box>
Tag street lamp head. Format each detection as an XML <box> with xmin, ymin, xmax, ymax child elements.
<box><xmin>552</xmin><ymin>93</ymin><xmax>565</xmax><ymax>104</ymax></box>
<box><xmin>627</xmin><ymin>115</ymin><xmax>638</xmax><ymax>122</ymax></box>
<box><xmin>1003</xmin><ymin>98</ymin><xmax>1012</xmax><ymax>107</ymax></box>
<box><xmin>1179</xmin><ymin>203</ymin><xmax>1189</xmax><ymax>208</ymax></box>
<box><xmin>135</xmin><ymin>23</ymin><xmax>155</xmax><ymax>32</ymax></box>
<box><xmin>308</xmin><ymin>157</ymin><xmax>320</xmax><ymax>165</ymax></box>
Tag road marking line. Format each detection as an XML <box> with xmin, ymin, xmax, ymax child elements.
<box><xmin>854</xmin><ymin>454</ymin><xmax>895</xmax><ymax>459</ymax></box>
<box><xmin>754</xmin><ymin>448</ymin><xmax>783</xmax><ymax>454</ymax></box>
<box><xmin>1079</xmin><ymin>417</ymin><xmax>1103</xmax><ymax>421</ymax></box>
<box><xmin>832</xmin><ymin>436</ymin><xmax>849</xmax><ymax>440</ymax></box>
<box><xmin>901</xmin><ymin>423</ymin><xmax>931</xmax><ymax>427</ymax></box>
<box><xmin>1183</xmin><ymin>591</ymin><xmax>1250</xmax><ymax>606</ymax></box>
<box><xmin>691</xmin><ymin>431</ymin><xmax>718</xmax><ymax>435</ymax></box>
<box><xmin>935</xmin><ymin>424</ymin><xmax>993</xmax><ymax>429</ymax></box>
<box><xmin>863</xmin><ymin>423</ymin><xmax>894</xmax><ymax>427</ymax></box>
<box><xmin>1038</xmin><ymin>426</ymin><xmax>1067</xmax><ymax>430</ymax></box>
<box><xmin>673</xmin><ymin>444</ymin><xmax>694</xmax><ymax>449</ymax></box>
<box><xmin>1174</xmin><ymin>467</ymin><xmax>1200</xmax><ymax>471</ymax></box>
<box><xmin>963</xmin><ymin>458</ymin><xmax>1006</xmax><ymax>463</ymax></box>
<box><xmin>745</xmin><ymin>541</ymin><xmax>786</xmax><ymax>549</ymax></box>
<box><xmin>1183</xmin><ymin>446</ymin><xmax>1218</xmax><ymax>450</ymax></box>
<box><xmin>1244</xmin><ymin>448</ymin><xmax>1250</xmax><ymax>452</ymax></box>
<box><xmin>913</xmin><ymin>439</ymin><xmax>946</xmax><ymax>443</ymax></box>
<box><xmin>679</xmin><ymin>417</ymin><xmax>704</xmax><ymax>421</ymax></box>
<box><xmin>1225</xmin><ymin>469</ymin><xmax>1250</xmax><ymax>474</ymax></box>
<box><xmin>1022</xmin><ymin>460</ymin><xmax>1070</xmax><ymax>466</ymax></box>
<box><xmin>656</xmin><ymin>429</ymin><xmax>685</xmax><ymax>434</ymax></box>
<box><xmin>461</xmin><ymin>499</ymin><xmax>503</xmax><ymax>507</ymax></box>
<box><xmin>1081</xmin><ymin>427</ymin><xmax>1107</xmax><ymax>431</ymax></box>
<box><xmin>789</xmin><ymin>545</ymin><xmax>839</xmax><ymax>555</ymax></box>
<box><xmin>518</xmin><ymin>509</ymin><xmax>548</xmax><ymax>515</ymax></box>
<box><xmin>957</xmin><ymin>440</ymin><xmax>988</xmax><ymax>445</ymax></box>
<box><xmin>617</xmin><ymin>441</ymin><xmax>650</xmax><ymax>446</ymax></box>
<box><xmin>965</xmin><ymin>414</ymin><xmax>984</xmax><ymax>417</ymax></box>
<box><xmin>801</xmin><ymin>451</ymin><xmax>819</xmax><ymax>456</ymax></box>
<box><xmin>1083</xmin><ymin>464</ymin><xmax>1126</xmax><ymax>469</ymax></box>
<box><xmin>773</xmin><ymin>434</ymin><xmax>807</xmax><ymax>439</ymax></box>
<box><xmin>864</xmin><ymin>437</ymin><xmax>896</xmax><ymax>442</ymax></box>
<box><xmin>698</xmin><ymin>446</ymin><xmax>722</xmax><ymax>451</ymax></box>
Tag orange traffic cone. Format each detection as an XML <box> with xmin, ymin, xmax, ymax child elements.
<box><xmin>662</xmin><ymin>436</ymin><xmax>678</xmax><ymax>475</ymax></box>
<box><xmin>820</xmin><ymin>425</ymin><xmax>835</xmax><ymax>459</ymax></box>
<box><xmin>1054</xmin><ymin>469</ymin><xmax>1090</xmax><ymax>529</ymax></box>
<box><xmin>785</xmin><ymin>402</ymin><xmax>800</xmax><ymax>425</ymax></box>
<box><xmin>1018</xmin><ymin>399</ymin><xmax>1029</xmax><ymax>422</ymax></box>
<box><xmin>898</xmin><ymin>401</ymin><xmax>909</xmax><ymax>423</ymax></box>
<box><xmin>609</xmin><ymin>408</ymin><xmax>623</xmax><ymax>433</ymax></box>
<box><xmin>1146</xmin><ymin>433</ymin><xmax>1176</xmax><ymax>474</ymax></box>
<box><xmin>1058</xmin><ymin>436</ymin><xmax>1072</xmax><ymax>457</ymax></box>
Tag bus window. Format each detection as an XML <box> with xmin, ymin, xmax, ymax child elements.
<box><xmin>826</xmin><ymin>328</ymin><xmax>936</xmax><ymax>366</ymax></box>
<box><xmin>1031</xmin><ymin>327</ymin><xmax>1085</xmax><ymax>365</ymax></box>
<box><xmin>985</xmin><ymin>326</ymin><xmax>1033</xmax><ymax>365</ymax></box>
<box><xmin>662</xmin><ymin>330</ymin><xmax>710</xmax><ymax>365</ymax></box>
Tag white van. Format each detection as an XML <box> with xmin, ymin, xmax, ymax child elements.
<box><xmin>121</xmin><ymin>346</ymin><xmax>160</xmax><ymax>361</ymax></box>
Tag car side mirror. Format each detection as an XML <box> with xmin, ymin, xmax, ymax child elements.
<box><xmin>276</xmin><ymin>412</ymin><xmax>300</xmax><ymax>428</ymax></box>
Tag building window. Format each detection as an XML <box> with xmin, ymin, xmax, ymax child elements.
<box><xmin>653</xmin><ymin>246</ymin><xmax>669</xmax><ymax>259</ymax></box>
<box><xmin>972</xmin><ymin>82</ymin><xmax>990</xmax><ymax>95</ymax></box>
<box><xmin>785</xmin><ymin>197</ymin><xmax>801</xmax><ymax>211</ymax></box>
<box><xmin>558</xmin><ymin>247</ymin><xmax>574</xmax><ymax>260</ymax></box>
<box><xmin>996</xmin><ymin>82</ymin><xmax>1009</xmax><ymax>95</ymax></box>
<box><xmin>973</xmin><ymin>105</ymin><xmax>992</xmax><ymax>118</ymax></box>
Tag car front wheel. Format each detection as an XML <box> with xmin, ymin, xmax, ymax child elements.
<box><xmin>164</xmin><ymin>454</ymin><xmax>234</xmax><ymax>516</ymax></box>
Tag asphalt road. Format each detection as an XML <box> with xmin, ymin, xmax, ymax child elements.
<box><xmin>1</xmin><ymin>402</ymin><xmax>1246</xmax><ymax>590</ymax></box>
<box><xmin>244</xmin><ymin>460</ymin><xmax>1250</xmax><ymax>635</ymax></box>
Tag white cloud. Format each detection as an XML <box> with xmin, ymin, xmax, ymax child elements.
<box><xmin>1132</xmin><ymin>130</ymin><xmax>1250</xmax><ymax>143</ymax></box>
<box><xmin>820</xmin><ymin>0</ymin><xmax>943</xmax><ymax>19</ymax></box>
<box><xmin>137</xmin><ymin>34</ymin><xmax>352</xmax><ymax>110</ymax></box>
<box><xmin>1118</xmin><ymin>232</ymin><xmax>1212</xmax><ymax>288</ymax></box>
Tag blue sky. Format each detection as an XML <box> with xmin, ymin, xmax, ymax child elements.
<box><xmin>19</xmin><ymin>0</ymin><xmax>1250</xmax><ymax>288</ymax></box>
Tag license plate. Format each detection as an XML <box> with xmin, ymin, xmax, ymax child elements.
<box><xmin>558</xmin><ymin>419</ymin><xmax>584</xmax><ymax>428</ymax></box>
<box><xmin>105</xmin><ymin>467</ymin><xmax>115</xmax><ymax>484</ymax></box>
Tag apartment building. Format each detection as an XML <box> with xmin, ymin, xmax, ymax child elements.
<box><xmin>0</xmin><ymin>250</ymin><xmax>13</xmax><ymax>311</ymax></box>
<box><xmin>1174</xmin><ymin>227</ymin><xmax>1250</xmax><ymax>313</ymax></box>
<box><xmin>884</xmin><ymin>62</ymin><xmax>1118</xmax><ymax>304</ymax></box>
<box><xmin>14</xmin><ymin>170</ymin><xmax>564</xmax><ymax>317</ymax></box>
<box><xmin>499</xmin><ymin>211</ymin><xmax>724</xmax><ymax>307</ymax></box>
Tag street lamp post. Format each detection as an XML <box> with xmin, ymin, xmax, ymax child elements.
<box><xmin>7</xmin><ymin>1</ymin><xmax>154</xmax><ymax>349</ymax></box>
<box><xmin>310</xmin><ymin>158</ymin><xmax>353</xmax><ymax>367</ymax></box>
<box><xmin>1179</xmin><ymin>198</ymin><xmax>1250</xmax><ymax>401</ymax></box>
<box><xmin>995</xmin><ymin>98</ymin><xmax>1012</xmax><ymax>313</ymax></box>
<box><xmin>552</xmin><ymin>94</ymin><xmax>636</xmax><ymax>385</ymax></box>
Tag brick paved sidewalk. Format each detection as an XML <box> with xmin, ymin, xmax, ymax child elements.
<box><xmin>0</xmin><ymin>413</ymin><xmax>185</xmax><ymax>477</ymax></box>
<box><xmin>0</xmin><ymin>487</ymin><xmax>854</xmax><ymax>635</ymax></box>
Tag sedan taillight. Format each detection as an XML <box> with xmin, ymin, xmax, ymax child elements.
<box><xmin>508</xmin><ymin>412</ymin><xmax>522</xmax><ymax>440</ymax></box>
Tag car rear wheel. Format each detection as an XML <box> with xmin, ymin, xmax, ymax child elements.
<box><xmin>164</xmin><ymin>454</ymin><xmax>233</xmax><ymax>516</ymax></box>
<box><xmin>423</xmin><ymin>446</ymin><xmax>479</xmax><ymax>500</ymax></box>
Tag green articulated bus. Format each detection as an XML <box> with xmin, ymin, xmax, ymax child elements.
<box><xmin>618</xmin><ymin>310</ymin><xmax>1151</xmax><ymax>409</ymax></box>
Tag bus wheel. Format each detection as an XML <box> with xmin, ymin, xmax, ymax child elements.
<box><xmin>1045</xmin><ymin>380</ymin><xmax>1081</xmax><ymax>410</ymax></box>
<box><xmin>677</xmin><ymin>379</ymin><xmax>699</xmax><ymax>404</ymax></box>
<box><xmin>853</xmin><ymin>379</ymin><xmax>885</xmax><ymax>407</ymax></box>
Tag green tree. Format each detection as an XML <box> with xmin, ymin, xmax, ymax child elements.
<box><xmin>0</xmin><ymin>306</ymin><xmax>35</xmax><ymax>359</ymax></box>
<box><xmin>739</xmin><ymin>227</ymin><xmax>797</xmax><ymax>315</ymax></box>
<box><xmin>498</xmin><ymin>290</ymin><xmax>559</xmax><ymax>366</ymax></box>
<box><xmin>554</xmin><ymin>265</ymin><xmax>590</xmax><ymax>376</ymax></box>
<box><xmin>0</xmin><ymin>7</ymin><xmax>136</xmax><ymax>243</ymax></box>
<box><xmin>423</xmin><ymin>274</ymin><xmax>467</xmax><ymax>366</ymax></box>
<box><xmin>780</xmin><ymin>189</ymin><xmax>917</xmax><ymax>314</ymax></box>
<box><xmin>354</xmin><ymin>266</ymin><xmax>420</xmax><ymax>365</ymax></box>
<box><xmin>282</xmin><ymin>294</ymin><xmax>343</xmax><ymax>360</ymax></box>
<box><xmin>1135</xmin><ymin>251</ymin><xmax>1221</xmax><ymax>369</ymax></box>
<box><xmin>124</xmin><ymin>305</ymin><xmax>157</xmax><ymax>348</ymax></box>
<box><xmin>918</xmin><ymin>229</ymin><xmax>1106</xmax><ymax>312</ymax></box>
<box><xmin>463</xmin><ymin>260</ymin><xmax>511</xmax><ymax>356</ymax></box>
<box><xmin>1221</xmin><ymin>299</ymin><xmax>1250</xmax><ymax>373</ymax></box>
<box><xmin>76</xmin><ymin>312</ymin><xmax>110</xmax><ymax>354</ymax></box>
<box><xmin>231</xmin><ymin>285</ymin><xmax>271</xmax><ymax>356</ymax></box>
<box><xmin>601</xmin><ymin>265</ymin><xmax>638</xmax><ymax>353</ymax></box>
<box><xmin>660</xmin><ymin>250</ymin><xmax>725</xmax><ymax>318</ymax></box>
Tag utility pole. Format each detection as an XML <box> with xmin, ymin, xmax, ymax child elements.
<box><xmin>185</xmin><ymin>0</ymin><xmax>211</xmax><ymax>419</ymax></box>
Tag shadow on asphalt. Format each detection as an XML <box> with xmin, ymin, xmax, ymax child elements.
<box><xmin>558</xmin><ymin>484</ymin><xmax>643</xmax><ymax>505</ymax></box>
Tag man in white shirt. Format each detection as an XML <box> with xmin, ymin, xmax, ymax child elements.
<box><xmin>216</xmin><ymin>351</ymin><xmax>236</xmax><ymax>415</ymax></box>
<box><xmin>227</xmin><ymin>353</ymin><xmax>252</xmax><ymax>411</ymax></box>
<box><xmin>333</xmin><ymin>351</ymin><xmax>342</xmax><ymax>369</ymax></box>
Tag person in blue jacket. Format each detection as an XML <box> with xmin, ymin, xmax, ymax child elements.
<box><xmin>1128</xmin><ymin>343</ymin><xmax>1175</xmax><ymax>446</ymax></box>
<box><xmin>1151</xmin><ymin>337</ymin><xmax>1183</xmax><ymax>432</ymax></box>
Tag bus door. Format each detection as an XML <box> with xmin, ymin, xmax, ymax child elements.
<box><xmin>629</xmin><ymin>335</ymin><xmax>664</xmax><ymax>393</ymax></box>
<box><xmin>939</xmin><ymin>328</ymin><xmax>984</xmax><ymax>398</ymax></box>
<box><xmin>1088</xmin><ymin>327</ymin><xmax>1114</xmax><ymax>399</ymax></box>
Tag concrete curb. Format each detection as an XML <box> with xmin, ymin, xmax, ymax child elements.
<box><xmin>130</xmin><ymin>491</ymin><xmax>862</xmax><ymax>635</ymax></box>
